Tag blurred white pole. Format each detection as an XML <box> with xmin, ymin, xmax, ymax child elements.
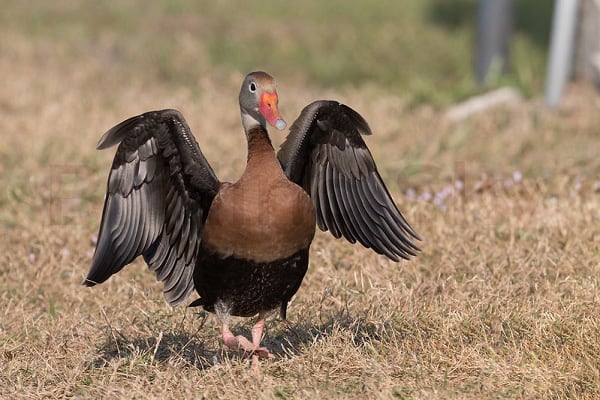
<box><xmin>545</xmin><ymin>0</ymin><xmax>580</xmax><ymax>107</ymax></box>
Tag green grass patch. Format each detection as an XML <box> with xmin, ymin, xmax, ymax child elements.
<box><xmin>1</xmin><ymin>0</ymin><xmax>551</xmax><ymax>105</ymax></box>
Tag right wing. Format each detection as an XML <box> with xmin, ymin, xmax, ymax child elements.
<box><xmin>84</xmin><ymin>109</ymin><xmax>219</xmax><ymax>306</ymax></box>
<box><xmin>277</xmin><ymin>101</ymin><xmax>420</xmax><ymax>261</ymax></box>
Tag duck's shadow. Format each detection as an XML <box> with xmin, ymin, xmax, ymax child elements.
<box><xmin>92</xmin><ymin>329</ymin><xmax>221</xmax><ymax>370</ymax></box>
<box><xmin>92</xmin><ymin>310</ymin><xmax>384</xmax><ymax>371</ymax></box>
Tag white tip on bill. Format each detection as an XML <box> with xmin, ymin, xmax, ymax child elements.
<box><xmin>275</xmin><ymin>119</ymin><xmax>287</xmax><ymax>130</ymax></box>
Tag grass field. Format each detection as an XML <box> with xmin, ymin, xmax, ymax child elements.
<box><xmin>2</xmin><ymin>1</ymin><xmax>600</xmax><ymax>399</ymax></box>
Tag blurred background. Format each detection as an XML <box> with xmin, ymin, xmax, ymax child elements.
<box><xmin>0</xmin><ymin>0</ymin><xmax>566</xmax><ymax>105</ymax></box>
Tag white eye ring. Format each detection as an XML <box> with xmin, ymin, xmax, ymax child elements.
<box><xmin>249</xmin><ymin>82</ymin><xmax>257</xmax><ymax>93</ymax></box>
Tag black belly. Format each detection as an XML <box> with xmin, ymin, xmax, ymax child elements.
<box><xmin>192</xmin><ymin>248</ymin><xmax>309</xmax><ymax>318</ymax></box>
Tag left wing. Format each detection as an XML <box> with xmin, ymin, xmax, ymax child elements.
<box><xmin>277</xmin><ymin>100</ymin><xmax>420</xmax><ymax>261</ymax></box>
<box><xmin>84</xmin><ymin>109</ymin><xmax>219</xmax><ymax>306</ymax></box>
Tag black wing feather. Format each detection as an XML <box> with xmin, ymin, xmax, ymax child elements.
<box><xmin>277</xmin><ymin>100</ymin><xmax>420</xmax><ymax>261</ymax></box>
<box><xmin>84</xmin><ymin>109</ymin><xmax>219</xmax><ymax>306</ymax></box>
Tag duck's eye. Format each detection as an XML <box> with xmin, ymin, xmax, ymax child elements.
<box><xmin>249</xmin><ymin>82</ymin><xmax>257</xmax><ymax>93</ymax></box>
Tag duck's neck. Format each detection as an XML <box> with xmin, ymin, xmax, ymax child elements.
<box><xmin>243</xmin><ymin>125</ymin><xmax>282</xmax><ymax>176</ymax></box>
<box><xmin>240</xmin><ymin>110</ymin><xmax>282</xmax><ymax>178</ymax></box>
<box><xmin>246</xmin><ymin>125</ymin><xmax>274</xmax><ymax>158</ymax></box>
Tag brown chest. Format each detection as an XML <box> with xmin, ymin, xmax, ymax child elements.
<box><xmin>202</xmin><ymin>178</ymin><xmax>316</xmax><ymax>263</ymax></box>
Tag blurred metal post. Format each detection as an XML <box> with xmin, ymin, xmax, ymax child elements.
<box><xmin>475</xmin><ymin>0</ymin><xmax>513</xmax><ymax>85</ymax></box>
<box><xmin>545</xmin><ymin>0</ymin><xmax>580</xmax><ymax>107</ymax></box>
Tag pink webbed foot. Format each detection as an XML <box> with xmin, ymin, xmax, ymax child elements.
<box><xmin>222</xmin><ymin>330</ymin><xmax>274</xmax><ymax>359</ymax></box>
<box><xmin>221</xmin><ymin>315</ymin><xmax>273</xmax><ymax>373</ymax></box>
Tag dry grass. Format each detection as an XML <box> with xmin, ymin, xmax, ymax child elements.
<box><xmin>2</xmin><ymin>20</ymin><xmax>600</xmax><ymax>400</ymax></box>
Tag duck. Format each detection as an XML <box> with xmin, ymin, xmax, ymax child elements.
<box><xmin>84</xmin><ymin>71</ymin><xmax>420</xmax><ymax>371</ymax></box>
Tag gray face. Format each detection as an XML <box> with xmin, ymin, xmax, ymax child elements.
<box><xmin>239</xmin><ymin>74</ymin><xmax>259</xmax><ymax>117</ymax></box>
<box><xmin>239</xmin><ymin>71</ymin><xmax>286</xmax><ymax>131</ymax></box>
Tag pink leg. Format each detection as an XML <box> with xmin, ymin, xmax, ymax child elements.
<box><xmin>222</xmin><ymin>323</ymin><xmax>251</xmax><ymax>351</ymax></box>
<box><xmin>220</xmin><ymin>316</ymin><xmax>274</xmax><ymax>361</ymax></box>
<box><xmin>250</xmin><ymin>316</ymin><xmax>267</xmax><ymax>373</ymax></box>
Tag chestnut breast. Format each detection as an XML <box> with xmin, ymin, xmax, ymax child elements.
<box><xmin>202</xmin><ymin>175</ymin><xmax>316</xmax><ymax>263</ymax></box>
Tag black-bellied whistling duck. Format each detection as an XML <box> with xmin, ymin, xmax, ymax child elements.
<box><xmin>84</xmin><ymin>71</ymin><xmax>420</xmax><ymax>371</ymax></box>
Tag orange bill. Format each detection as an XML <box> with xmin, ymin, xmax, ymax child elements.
<box><xmin>259</xmin><ymin>91</ymin><xmax>287</xmax><ymax>130</ymax></box>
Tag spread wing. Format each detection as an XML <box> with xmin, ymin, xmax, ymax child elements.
<box><xmin>84</xmin><ymin>109</ymin><xmax>219</xmax><ymax>306</ymax></box>
<box><xmin>277</xmin><ymin>100</ymin><xmax>420</xmax><ymax>261</ymax></box>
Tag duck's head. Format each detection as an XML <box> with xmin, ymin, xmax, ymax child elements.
<box><xmin>239</xmin><ymin>71</ymin><xmax>287</xmax><ymax>132</ymax></box>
